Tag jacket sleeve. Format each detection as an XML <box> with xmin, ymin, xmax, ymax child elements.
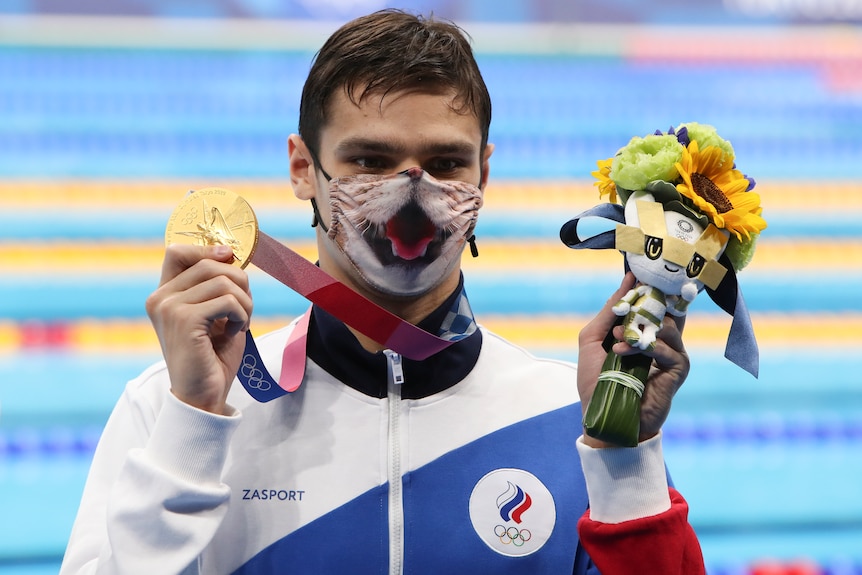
<box><xmin>575</xmin><ymin>433</ymin><xmax>706</xmax><ymax>575</ymax></box>
<box><xmin>60</xmin><ymin>370</ymin><xmax>241</xmax><ymax>575</ymax></box>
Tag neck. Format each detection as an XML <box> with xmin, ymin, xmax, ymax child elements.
<box><xmin>315</xmin><ymin>233</ymin><xmax>462</xmax><ymax>353</ymax></box>
<box><xmin>349</xmin><ymin>278</ymin><xmax>458</xmax><ymax>353</ymax></box>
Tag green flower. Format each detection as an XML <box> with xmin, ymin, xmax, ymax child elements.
<box><xmin>610</xmin><ymin>134</ymin><xmax>683</xmax><ymax>193</ymax></box>
<box><xmin>725</xmin><ymin>231</ymin><xmax>759</xmax><ymax>272</ymax></box>
<box><xmin>677</xmin><ymin>122</ymin><xmax>735</xmax><ymax>168</ymax></box>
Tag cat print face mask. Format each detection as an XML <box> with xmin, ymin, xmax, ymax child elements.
<box><xmin>319</xmin><ymin>167</ymin><xmax>483</xmax><ymax>297</ymax></box>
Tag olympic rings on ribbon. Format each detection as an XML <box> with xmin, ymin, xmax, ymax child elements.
<box><xmin>240</xmin><ymin>354</ymin><xmax>271</xmax><ymax>391</ymax></box>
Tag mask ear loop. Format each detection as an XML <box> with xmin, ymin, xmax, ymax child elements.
<box><xmin>467</xmin><ymin>234</ymin><xmax>478</xmax><ymax>257</ymax></box>
<box><xmin>310</xmin><ymin>198</ymin><xmax>329</xmax><ymax>233</ymax></box>
<box><xmin>467</xmin><ymin>162</ymin><xmax>488</xmax><ymax>258</ymax></box>
<box><xmin>306</xmin><ymin>146</ymin><xmax>332</xmax><ymax>233</ymax></box>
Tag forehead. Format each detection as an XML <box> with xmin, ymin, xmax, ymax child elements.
<box><xmin>319</xmin><ymin>87</ymin><xmax>483</xmax><ymax>153</ymax></box>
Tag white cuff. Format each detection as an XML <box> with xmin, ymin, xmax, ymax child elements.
<box><xmin>143</xmin><ymin>392</ymin><xmax>241</xmax><ymax>486</ymax></box>
<box><xmin>576</xmin><ymin>432</ymin><xmax>671</xmax><ymax>524</ymax></box>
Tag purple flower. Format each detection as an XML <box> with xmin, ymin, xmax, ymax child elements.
<box><xmin>653</xmin><ymin>125</ymin><xmax>690</xmax><ymax>146</ymax></box>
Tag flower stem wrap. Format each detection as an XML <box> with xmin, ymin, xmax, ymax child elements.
<box><xmin>583</xmin><ymin>349</ymin><xmax>652</xmax><ymax>447</ymax></box>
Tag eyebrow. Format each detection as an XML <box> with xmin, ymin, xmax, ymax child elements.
<box><xmin>333</xmin><ymin>137</ymin><xmax>477</xmax><ymax>157</ymax></box>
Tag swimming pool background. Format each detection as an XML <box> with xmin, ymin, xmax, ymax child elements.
<box><xmin>1</xmin><ymin>4</ymin><xmax>861</xmax><ymax>574</ymax></box>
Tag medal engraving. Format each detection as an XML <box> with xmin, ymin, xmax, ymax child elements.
<box><xmin>165</xmin><ymin>187</ymin><xmax>259</xmax><ymax>268</ymax></box>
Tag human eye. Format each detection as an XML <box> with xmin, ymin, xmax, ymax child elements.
<box><xmin>425</xmin><ymin>157</ymin><xmax>467</xmax><ymax>178</ymax></box>
<box><xmin>353</xmin><ymin>156</ymin><xmax>389</xmax><ymax>172</ymax></box>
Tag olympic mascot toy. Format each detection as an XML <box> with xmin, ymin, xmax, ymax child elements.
<box><xmin>560</xmin><ymin>122</ymin><xmax>767</xmax><ymax>447</ymax></box>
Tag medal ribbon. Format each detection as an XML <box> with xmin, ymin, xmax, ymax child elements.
<box><xmin>237</xmin><ymin>231</ymin><xmax>477</xmax><ymax>402</ymax></box>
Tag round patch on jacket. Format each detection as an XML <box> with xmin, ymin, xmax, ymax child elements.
<box><xmin>468</xmin><ymin>468</ymin><xmax>556</xmax><ymax>557</ymax></box>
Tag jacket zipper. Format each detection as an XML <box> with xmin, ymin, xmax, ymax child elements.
<box><xmin>384</xmin><ymin>350</ymin><xmax>405</xmax><ymax>575</ymax></box>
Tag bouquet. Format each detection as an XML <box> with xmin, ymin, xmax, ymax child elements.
<box><xmin>560</xmin><ymin>122</ymin><xmax>767</xmax><ymax>447</ymax></box>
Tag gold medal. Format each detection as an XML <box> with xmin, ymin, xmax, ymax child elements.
<box><xmin>165</xmin><ymin>187</ymin><xmax>259</xmax><ymax>269</ymax></box>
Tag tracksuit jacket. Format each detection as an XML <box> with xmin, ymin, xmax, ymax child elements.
<box><xmin>61</xmin><ymin>288</ymin><xmax>705</xmax><ymax>574</ymax></box>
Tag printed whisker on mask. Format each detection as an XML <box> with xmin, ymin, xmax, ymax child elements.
<box><xmin>443</xmin><ymin>221</ymin><xmax>462</xmax><ymax>235</ymax></box>
<box><xmin>356</xmin><ymin>218</ymin><xmax>374</xmax><ymax>235</ymax></box>
<box><xmin>444</xmin><ymin>216</ymin><xmax>474</xmax><ymax>234</ymax></box>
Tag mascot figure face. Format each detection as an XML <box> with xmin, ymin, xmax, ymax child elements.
<box><xmin>618</xmin><ymin>190</ymin><xmax>730</xmax><ymax>298</ymax></box>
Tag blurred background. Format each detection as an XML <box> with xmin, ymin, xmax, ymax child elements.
<box><xmin>1</xmin><ymin>1</ymin><xmax>861</xmax><ymax>573</ymax></box>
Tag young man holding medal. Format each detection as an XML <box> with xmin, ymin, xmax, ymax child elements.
<box><xmin>62</xmin><ymin>9</ymin><xmax>705</xmax><ymax>574</ymax></box>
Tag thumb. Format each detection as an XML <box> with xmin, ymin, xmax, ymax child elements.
<box><xmin>582</xmin><ymin>272</ymin><xmax>636</xmax><ymax>341</ymax></box>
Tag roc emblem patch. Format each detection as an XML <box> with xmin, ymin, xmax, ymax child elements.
<box><xmin>468</xmin><ymin>468</ymin><xmax>556</xmax><ymax>557</ymax></box>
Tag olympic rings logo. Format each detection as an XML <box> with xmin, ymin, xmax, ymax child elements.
<box><xmin>181</xmin><ymin>207</ymin><xmax>199</xmax><ymax>226</ymax></box>
<box><xmin>240</xmin><ymin>354</ymin><xmax>271</xmax><ymax>391</ymax></box>
<box><xmin>494</xmin><ymin>525</ymin><xmax>532</xmax><ymax>547</ymax></box>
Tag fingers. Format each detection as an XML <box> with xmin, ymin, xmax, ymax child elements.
<box><xmin>668</xmin><ymin>312</ymin><xmax>686</xmax><ymax>334</ymax></box>
<box><xmin>655</xmin><ymin>317</ymin><xmax>684</xmax><ymax>353</ymax></box>
<box><xmin>159</xmin><ymin>243</ymin><xmax>236</xmax><ymax>286</ymax></box>
<box><xmin>146</xmin><ymin>245</ymin><xmax>254</xmax><ymax>414</ymax></box>
<box><xmin>157</xmin><ymin>244</ymin><xmax>250</xmax><ymax>302</ymax></box>
<box><xmin>608</xmin><ymin>272</ymin><xmax>637</xmax><ymax>310</ymax></box>
<box><xmin>611</xmin><ymin>316</ymin><xmax>687</xmax><ymax>365</ymax></box>
<box><xmin>147</xmin><ymin>245</ymin><xmax>253</xmax><ymax>333</ymax></box>
<box><xmin>175</xmin><ymin>278</ymin><xmax>253</xmax><ymax>330</ymax></box>
<box><xmin>579</xmin><ymin>272</ymin><xmax>636</xmax><ymax>345</ymax></box>
<box><xmin>148</xmin><ymin>270</ymin><xmax>252</xmax><ymax>331</ymax></box>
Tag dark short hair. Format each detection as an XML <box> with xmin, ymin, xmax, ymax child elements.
<box><xmin>298</xmin><ymin>9</ymin><xmax>492</xmax><ymax>162</ymax></box>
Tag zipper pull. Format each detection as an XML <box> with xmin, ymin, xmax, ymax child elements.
<box><xmin>383</xmin><ymin>350</ymin><xmax>404</xmax><ymax>386</ymax></box>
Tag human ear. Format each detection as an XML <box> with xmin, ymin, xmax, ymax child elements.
<box><xmin>288</xmin><ymin>134</ymin><xmax>317</xmax><ymax>201</ymax></box>
<box><xmin>479</xmin><ymin>143</ymin><xmax>494</xmax><ymax>190</ymax></box>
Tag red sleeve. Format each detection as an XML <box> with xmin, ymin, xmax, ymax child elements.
<box><xmin>577</xmin><ymin>488</ymin><xmax>705</xmax><ymax>575</ymax></box>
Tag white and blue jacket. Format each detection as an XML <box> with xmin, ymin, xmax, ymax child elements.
<box><xmin>61</xmin><ymin>289</ymin><xmax>672</xmax><ymax>574</ymax></box>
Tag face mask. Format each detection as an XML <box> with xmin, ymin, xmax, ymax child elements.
<box><xmin>315</xmin><ymin>167</ymin><xmax>483</xmax><ymax>297</ymax></box>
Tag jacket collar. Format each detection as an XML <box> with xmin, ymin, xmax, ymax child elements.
<box><xmin>305</xmin><ymin>276</ymin><xmax>482</xmax><ymax>399</ymax></box>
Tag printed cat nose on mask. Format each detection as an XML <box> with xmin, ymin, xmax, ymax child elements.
<box><xmin>404</xmin><ymin>166</ymin><xmax>424</xmax><ymax>180</ymax></box>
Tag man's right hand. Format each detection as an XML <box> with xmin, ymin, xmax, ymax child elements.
<box><xmin>145</xmin><ymin>244</ymin><xmax>253</xmax><ymax>414</ymax></box>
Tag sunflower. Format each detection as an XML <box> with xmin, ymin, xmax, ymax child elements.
<box><xmin>674</xmin><ymin>140</ymin><xmax>767</xmax><ymax>241</ymax></box>
<box><xmin>591</xmin><ymin>157</ymin><xmax>618</xmax><ymax>204</ymax></box>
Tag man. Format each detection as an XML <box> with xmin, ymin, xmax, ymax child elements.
<box><xmin>61</xmin><ymin>9</ymin><xmax>704</xmax><ymax>574</ymax></box>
